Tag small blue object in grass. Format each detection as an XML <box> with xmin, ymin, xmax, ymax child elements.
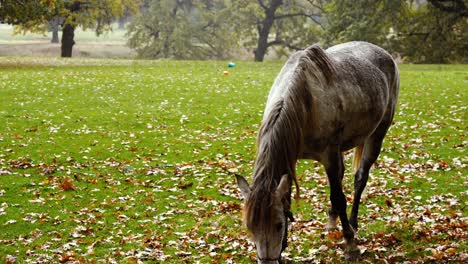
<box><xmin>228</xmin><ymin>62</ymin><xmax>236</xmax><ymax>68</ymax></box>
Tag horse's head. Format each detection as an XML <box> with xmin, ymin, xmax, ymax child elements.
<box><xmin>236</xmin><ymin>174</ymin><xmax>291</xmax><ymax>263</ymax></box>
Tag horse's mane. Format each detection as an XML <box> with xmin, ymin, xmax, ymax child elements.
<box><xmin>243</xmin><ymin>45</ymin><xmax>336</xmax><ymax>230</ymax></box>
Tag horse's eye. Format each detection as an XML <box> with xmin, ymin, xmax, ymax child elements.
<box><xmin>275</xmin><ymin>223</ymin><xmax>283</xmax><ymax>232</ymax></box>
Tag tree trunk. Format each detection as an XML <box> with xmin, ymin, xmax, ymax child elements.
<box><xmin>51</xmin><ymin>29</ymin><xmax>59</xmax><ymax>43</ymax></box>
<box><xmin>61</xmin><ymin>23</ymin><xmax>75</xmax><ymax>57</ymax></box>
<box><xmin>49</xmin><ymin>18</ymin><xmax>60</xmax><ymax>43</ymax></box>
<box><xmin>254</xmin><ymin>30</ymin><xmax>270</xmax><ymax>62</ymax></box>
<box><xmin>254</xmin><ymin>0</ymin><xmax>282</xmax><ymax>62</ymax></box>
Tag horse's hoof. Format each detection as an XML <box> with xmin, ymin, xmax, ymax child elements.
<box><xmin>344</xmin><ymin>245</ymin><xmax>361</xmax><ymax>260</ymax></box>
<box><xmin>344</xmin><ymin>249</ymin><xmax>360</xmax><ymax>260</ymax></box>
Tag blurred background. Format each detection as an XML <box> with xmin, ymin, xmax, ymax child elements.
<box><xmin>0</xmin><ymin>0</ymin><xmax>466</xmax><ymax>63</ymax></box>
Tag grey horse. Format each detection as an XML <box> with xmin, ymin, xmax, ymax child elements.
<box><xmin>236</xmin><ymin>41</ymin><xmax>399</xmax><ymax>263</ymax></box>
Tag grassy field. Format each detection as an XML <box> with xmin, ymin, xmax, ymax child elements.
<box><xmin>0</xmin><ymin>58</ymin><xmax>466</xmax><ymax>263</ymax></box>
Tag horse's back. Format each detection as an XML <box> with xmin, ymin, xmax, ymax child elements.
<box><xmin>325</xmin><ymin>41</ymin><xmax>399</xmax><ymax>113</ymax></box>
<box><xmin>326</xmin><ymin>41</ymin><xmax>394</xmax><ymax>69</ymax></box>
<box><xmin>326</xmin><ymin>41</ymin><xmax>399</xmax><ymax>95</ymax></box>
<box><xmin>301</xmin><ymin>42</ymin><xmax>399</xmax><ymax>156</ymax></box>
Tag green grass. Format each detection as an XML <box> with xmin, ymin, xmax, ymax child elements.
<box><xmin>0</xmin><ymin>58</ymin><xmax>466</xmax><ymax>263</ymax></box>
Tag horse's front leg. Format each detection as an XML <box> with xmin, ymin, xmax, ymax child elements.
<box><xmin>324</xmin><ymin>150</ymin><xmax>359</xmax><ymax>259</ymax></box>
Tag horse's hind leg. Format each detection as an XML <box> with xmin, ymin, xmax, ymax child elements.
<box><xmin>350</xmin><ymin>122</ymin><xmax>391</xmax><ymax>230</ymax></box>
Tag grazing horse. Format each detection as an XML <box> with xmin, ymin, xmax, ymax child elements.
<box><xmin>236</xmin><ymin>41</ymin><xmax>399</xmax><ymax>263</ymax></box>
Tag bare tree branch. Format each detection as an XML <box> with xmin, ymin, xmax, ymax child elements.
<box><xmin>303</xmin><ymin>0</ymin><xmax>328</xmax><ymax>14</ymax></box>
<box><xmin>427</xmin><ymin>0</ymin><xmax>468</xmax><ymax>17</ymax></box>
<box><xmin>274</xmin><ymin>12</ymin><xmax>320</xmax><ymax>20</ymax></box>
<box><xmin>267</xmin><ymin>39</ymin><xmax>303</xmax><ymax>50</ymax></box>
<box><xmin>274</xmin><ymin>12</ymin><xmax>324</xmax><ymax>29</ymax></box>
<box><xmin>258</xmin><ymin>0</ymin><xmax>268</xmax><ymax>10</ymax></box>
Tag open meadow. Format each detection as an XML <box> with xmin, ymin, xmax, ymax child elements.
<box><xmin>0</xmin><ymin>58</ymin><xmax>466</xmax><ymax>263</ymax></box>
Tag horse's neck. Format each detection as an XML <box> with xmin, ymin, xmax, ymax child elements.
<box><xmin>252</xmin><ymin>132</ymin><xmax>298</xmax><ymax>189</ymax></box>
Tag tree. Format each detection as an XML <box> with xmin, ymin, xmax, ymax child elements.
<box><xmin>325</xmin><ymin>0</ymin><xmax>467</xmax><ymax>63</ymax></box>
<box><xmin>0</xmin><ymin>0</ymin><xmax>139</xmax><ymax>57</ymax></box>
<box><xmin>127</xmin><ymin>0</ymin><xmax>238</xmax><ymax>59</ymax></box>
<box><xmin>394</xmin><ymin>1</ymin><xmax>467</xmax><ymax>63</ymax></box>
<box><xmin>427</xmin><ymin>0</ymin><xmax>468</xmax><ymax>17</ymax></box>
<box><xmin>48</xmin><ymin>17</ymin><xmax>63</xmax><ymax>43</ymax></box>
<box><xmin>0</xmin><ymin>0</ymin><xmax>52</xmax><ymax>25</ymax></box>
<box><xmin>232</xmin><ymin>0</ymin><xmax>329</xmax><ymax>61</ymax></box>
<box><xmin>324</xmin><ymin>0</ymin><xmax>407</xmax><ymax>49</ymax></box>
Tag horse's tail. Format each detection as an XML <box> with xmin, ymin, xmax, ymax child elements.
<box><xmin>353</xmin><ymin>145</ymin><xmax>364</xmax><ymax>173</ymax></box>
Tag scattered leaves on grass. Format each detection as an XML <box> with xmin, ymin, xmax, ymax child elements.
<box><xmin>0</xmin><ymin>60</ymin><xmax>466</xmax><ymax>263</ymax></box>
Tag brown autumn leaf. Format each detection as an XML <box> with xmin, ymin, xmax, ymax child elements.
<box><xmin>59</xmin><ymin>177</ymin><xmax>76</xmax><ymax>191</ymax></box>
<box><xmin>59</xmin><ymin>252</ymin><xmax>75</xmax><ymax>263</ymax></box>
<box><xmin>178</xmin><ymin>181</ymin><xmax>193</xmax><ymax>190</ymax></box>
<box><xmin>326</xmin><ymin>230</ymin><xmax>343</xmax><ymax>240</ymax></box>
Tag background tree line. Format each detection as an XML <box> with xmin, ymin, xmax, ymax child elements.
<box><xmin>0</xmin><ymin>0</ymin><xmax>466</xmax><ymax>62</ymax></box>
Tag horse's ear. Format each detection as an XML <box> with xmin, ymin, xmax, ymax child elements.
<box><xmin>275</xmin><ymin>174</ymin><xmax>289</xmax><ymax>198</ymax></box>
<box><xmin>235</xmin><ymin>174</ymin><xmax>251</xmax><ymax>199</ymax></box>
